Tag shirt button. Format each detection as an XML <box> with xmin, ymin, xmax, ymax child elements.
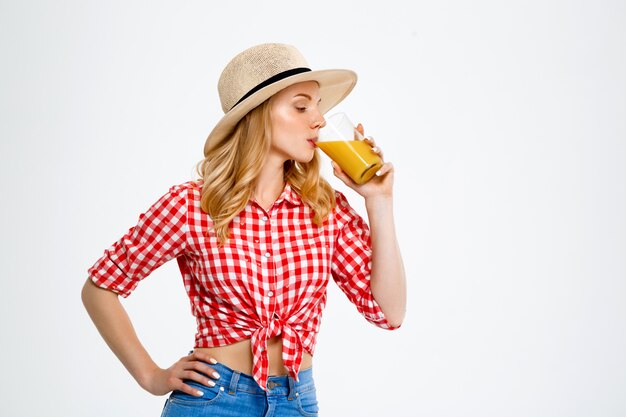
<box><xmin>262</xmin><ymin>216</ymin><xmax>268</xmax><ymax>222</ymax></box>
<box><xmin>264</xmin><ymin>252</ymin><xmax>271</xmax><ymax>258</ymax></box>
<box><xmin>267</xmin><ymin>290</ymin><xmax>274</xmax><ymax>297</ymax></box>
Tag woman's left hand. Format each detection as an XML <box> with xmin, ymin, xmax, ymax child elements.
<box><xmin>331</xmin><ymin>123</ymin><xmax>394</xmax><ymax>199</ymax></box>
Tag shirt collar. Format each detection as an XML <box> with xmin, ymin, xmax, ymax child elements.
<box><xmin>275</xmin><ymin>183</ymin><xmax>302</xmax><ymax>207</ymax></box>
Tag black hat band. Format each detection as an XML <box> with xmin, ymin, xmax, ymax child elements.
<box><xmin>231</xmin><ymin>67</ymin><xmax>312</xmax><ymax>110</ymax></box>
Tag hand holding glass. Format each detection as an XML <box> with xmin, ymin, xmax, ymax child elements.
<box><xmin>316</xmin><ymin>113</ymin><xmax>384</xmax><ymax>184</ymax></box>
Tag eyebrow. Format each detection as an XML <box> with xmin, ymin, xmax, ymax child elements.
<box><xmin>293</xmin><ymin>93</ymin><xmax>322</xmax><ymax>102</ymax></box>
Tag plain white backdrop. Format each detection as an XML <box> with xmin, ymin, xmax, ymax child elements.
<box><xmin>1</xmin><ymin>1</ymin><xmax>625</xmax><ymax>416</ymax></box>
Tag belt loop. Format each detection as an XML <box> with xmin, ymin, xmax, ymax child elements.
<box><xmin>229</xmin><ymin>371</ymin><xmax>240</xmax><ymax>395</ymax></box>
<box><xmin>287</xmin><ymin>375</ymin><xmax>296</xmax><ymax>401</ymax></box>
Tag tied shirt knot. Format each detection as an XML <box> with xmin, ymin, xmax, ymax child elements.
<box><xmin>250</xmin><ymin>316</ymin><xmax>304</xmax><ymax>390</ymax></box>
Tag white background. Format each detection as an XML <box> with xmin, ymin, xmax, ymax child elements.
<box><xmin>1</xmin><ymin>1</ymin><xmax>625</xmax><ymax>416</ymax></box>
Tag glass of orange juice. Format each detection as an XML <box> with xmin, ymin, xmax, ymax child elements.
<box><xmin>316</xmin><ymin>113</ymin><xmax>383</xmax><ymax>184</ymax></box>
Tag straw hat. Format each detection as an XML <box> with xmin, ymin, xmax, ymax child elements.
<box><xmin>204</xmin><ymin>43</ymin><xmax>357</xmax><ymax>156</ymax></box>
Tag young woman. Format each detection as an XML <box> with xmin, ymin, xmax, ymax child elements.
<box><xmin>82</xmin><ymin>43</ymin><xmax>406</xmax><ymax>416</ymax></box>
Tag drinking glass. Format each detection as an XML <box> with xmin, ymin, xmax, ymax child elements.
<box><xmin>317</xmin><ymin>113</ymin><xmax>383</xmax><ymax>184</ymax></box>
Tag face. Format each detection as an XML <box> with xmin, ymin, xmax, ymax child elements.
<box><xmin>268</xmin><ymin>81</ymin><xmax>326</xmax><ymax>164</ymax></box>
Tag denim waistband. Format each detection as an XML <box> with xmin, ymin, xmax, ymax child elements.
<box><xmin>207</xmin><ymin>362</ymin><xmax>315</xmax><ymax>397</ymax></box>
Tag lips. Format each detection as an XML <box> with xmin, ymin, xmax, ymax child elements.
<box><xmin>307</xmin><ymin>137</ymin><xmax>318</xmax><ymax>148</ymax></box>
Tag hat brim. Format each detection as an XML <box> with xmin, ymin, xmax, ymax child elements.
<box><xmin>204</xmin><ymin>69</ymin><xmax>357</xmax><ymax>156</ymax></box>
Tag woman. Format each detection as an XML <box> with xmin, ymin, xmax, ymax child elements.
<box><xmin>82</xmin><ymin>43</ymin><xmax>406</xmax><ymax>416</ymax></box>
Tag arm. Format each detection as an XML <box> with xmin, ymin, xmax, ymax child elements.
<box><xmin>81</xmin><ymin>278</ymin><xmax>219</xmax><ymax>397</ymax></box>
<box><xmin>365</xmin><ymin>194</ymin><xmax>406</xmax><ymax>327</ymax></box>
<box><xmin>331</xmin><ymin>124</ymin><xmax>406</xmax><ymax>327</ymax></box>
<box><xmin>82</xmin><ymin>181</ymin><xmax>218</xmax><ymax>397</ymax></box>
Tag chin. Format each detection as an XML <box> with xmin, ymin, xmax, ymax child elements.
<box><xmin>292</xmin><ymin>150</ymin><xmax>316</xmax><ymax>164</ymax></box>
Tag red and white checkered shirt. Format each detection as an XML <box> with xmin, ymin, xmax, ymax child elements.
<box><xmin>88</xmin><ymin>180</ymin><xmax>397</xmax><ymax>390</ymax></box>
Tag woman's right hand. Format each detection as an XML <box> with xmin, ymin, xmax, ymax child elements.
<box><xmin>142</xmin><ymin>351</ymin><xmax>221</xmax><ymax>397</ymax></box>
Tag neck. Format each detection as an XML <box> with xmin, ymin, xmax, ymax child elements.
<box><xmin>253</xmin><ymin>155</ymin><xmax>286</xmax><ymax>211</ymax></box>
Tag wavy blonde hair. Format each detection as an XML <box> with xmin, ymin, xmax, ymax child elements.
<box><xmin>195</xmin><ymin>98</ymin><xmax>336</xmax><ymax>243</ymax></box>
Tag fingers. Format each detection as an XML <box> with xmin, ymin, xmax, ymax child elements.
<box><xmin>177</xmin><ymin>381</ymin><xmax>207</xmax><ymax>397</ymax></box>
<box><xmin>375</xmin><ymin>162</ymin><xmax>394</xmax><ymax>177</ymax></box>
<box><xmin>332</xmin><ymin>159</ymin><xmax>394</xmax><ymax>182</ymax></box>
<box><xmin>173</xmin><ymin>352</ymin><xmax>221</xmax><ymax>396</ymax></box>
<box><xmin>187</xmin><ymin>350</ymin><xmax>218</xmax><ymax>365</ymax></box>
<box><xmin>356</xmin><ymin>123</ymin><xmax>385</xmax><ymax>160</ymax></box>
<box><xmin>363</xmin><ymin>136</ymin><xmax>384</xmax><ymax>160</ymax></box>
<box><xmin>331</xmin><ymin>161</ymin><xmax>355</xmax><ymax>186</ymax></box>
<box><xmin>186</xmin><ymin>361</ymin><xmax>221</xmax><ymax>384</ymax></box>
<box><xmin>356</xmin><ymin>123</ymin><xmax>365</xmax><ymax>137</ymax></box>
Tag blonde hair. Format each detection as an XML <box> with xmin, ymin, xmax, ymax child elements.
<box><xmin>195</xmin><ymin>98</ymin><xmax>336</xmax><ymax>243</ymax></box>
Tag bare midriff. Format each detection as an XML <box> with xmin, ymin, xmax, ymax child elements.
<box><xmin>195</xmin><ymin>336</ymin><xmax>313</xmax><ymax>376</ymax></box>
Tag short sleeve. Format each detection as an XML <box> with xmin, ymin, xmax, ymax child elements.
<box><xmin>87</xmin><ymin>184</ymin><xmax>189</xmax><ymax>298</ymax></box>
<box><xmin>331</xmin><ymin>192</ymin><xmax>399</xmax><ymax>330</ymax></box>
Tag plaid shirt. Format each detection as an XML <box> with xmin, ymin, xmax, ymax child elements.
<box><xmin>88</xmin><ymin>180</ymin><xmax>397</xmax><ymax>390</ymax></box>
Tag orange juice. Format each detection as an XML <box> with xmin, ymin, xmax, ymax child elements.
<box><xmin>317</xmin><ymin>140</ymin><xmax>383</xmax><ymax>184</ymax></box>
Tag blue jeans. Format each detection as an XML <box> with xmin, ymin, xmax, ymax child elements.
<box><xmin>160</xmin><ymin>362</ymin><xmax>319</xmax><ymax>417</ymax></box>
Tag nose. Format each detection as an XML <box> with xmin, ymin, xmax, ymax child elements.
<box><xmin>312</xmin><ymin>115</ymin><xmax>326</xmax><ymax>129</ymax></box>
